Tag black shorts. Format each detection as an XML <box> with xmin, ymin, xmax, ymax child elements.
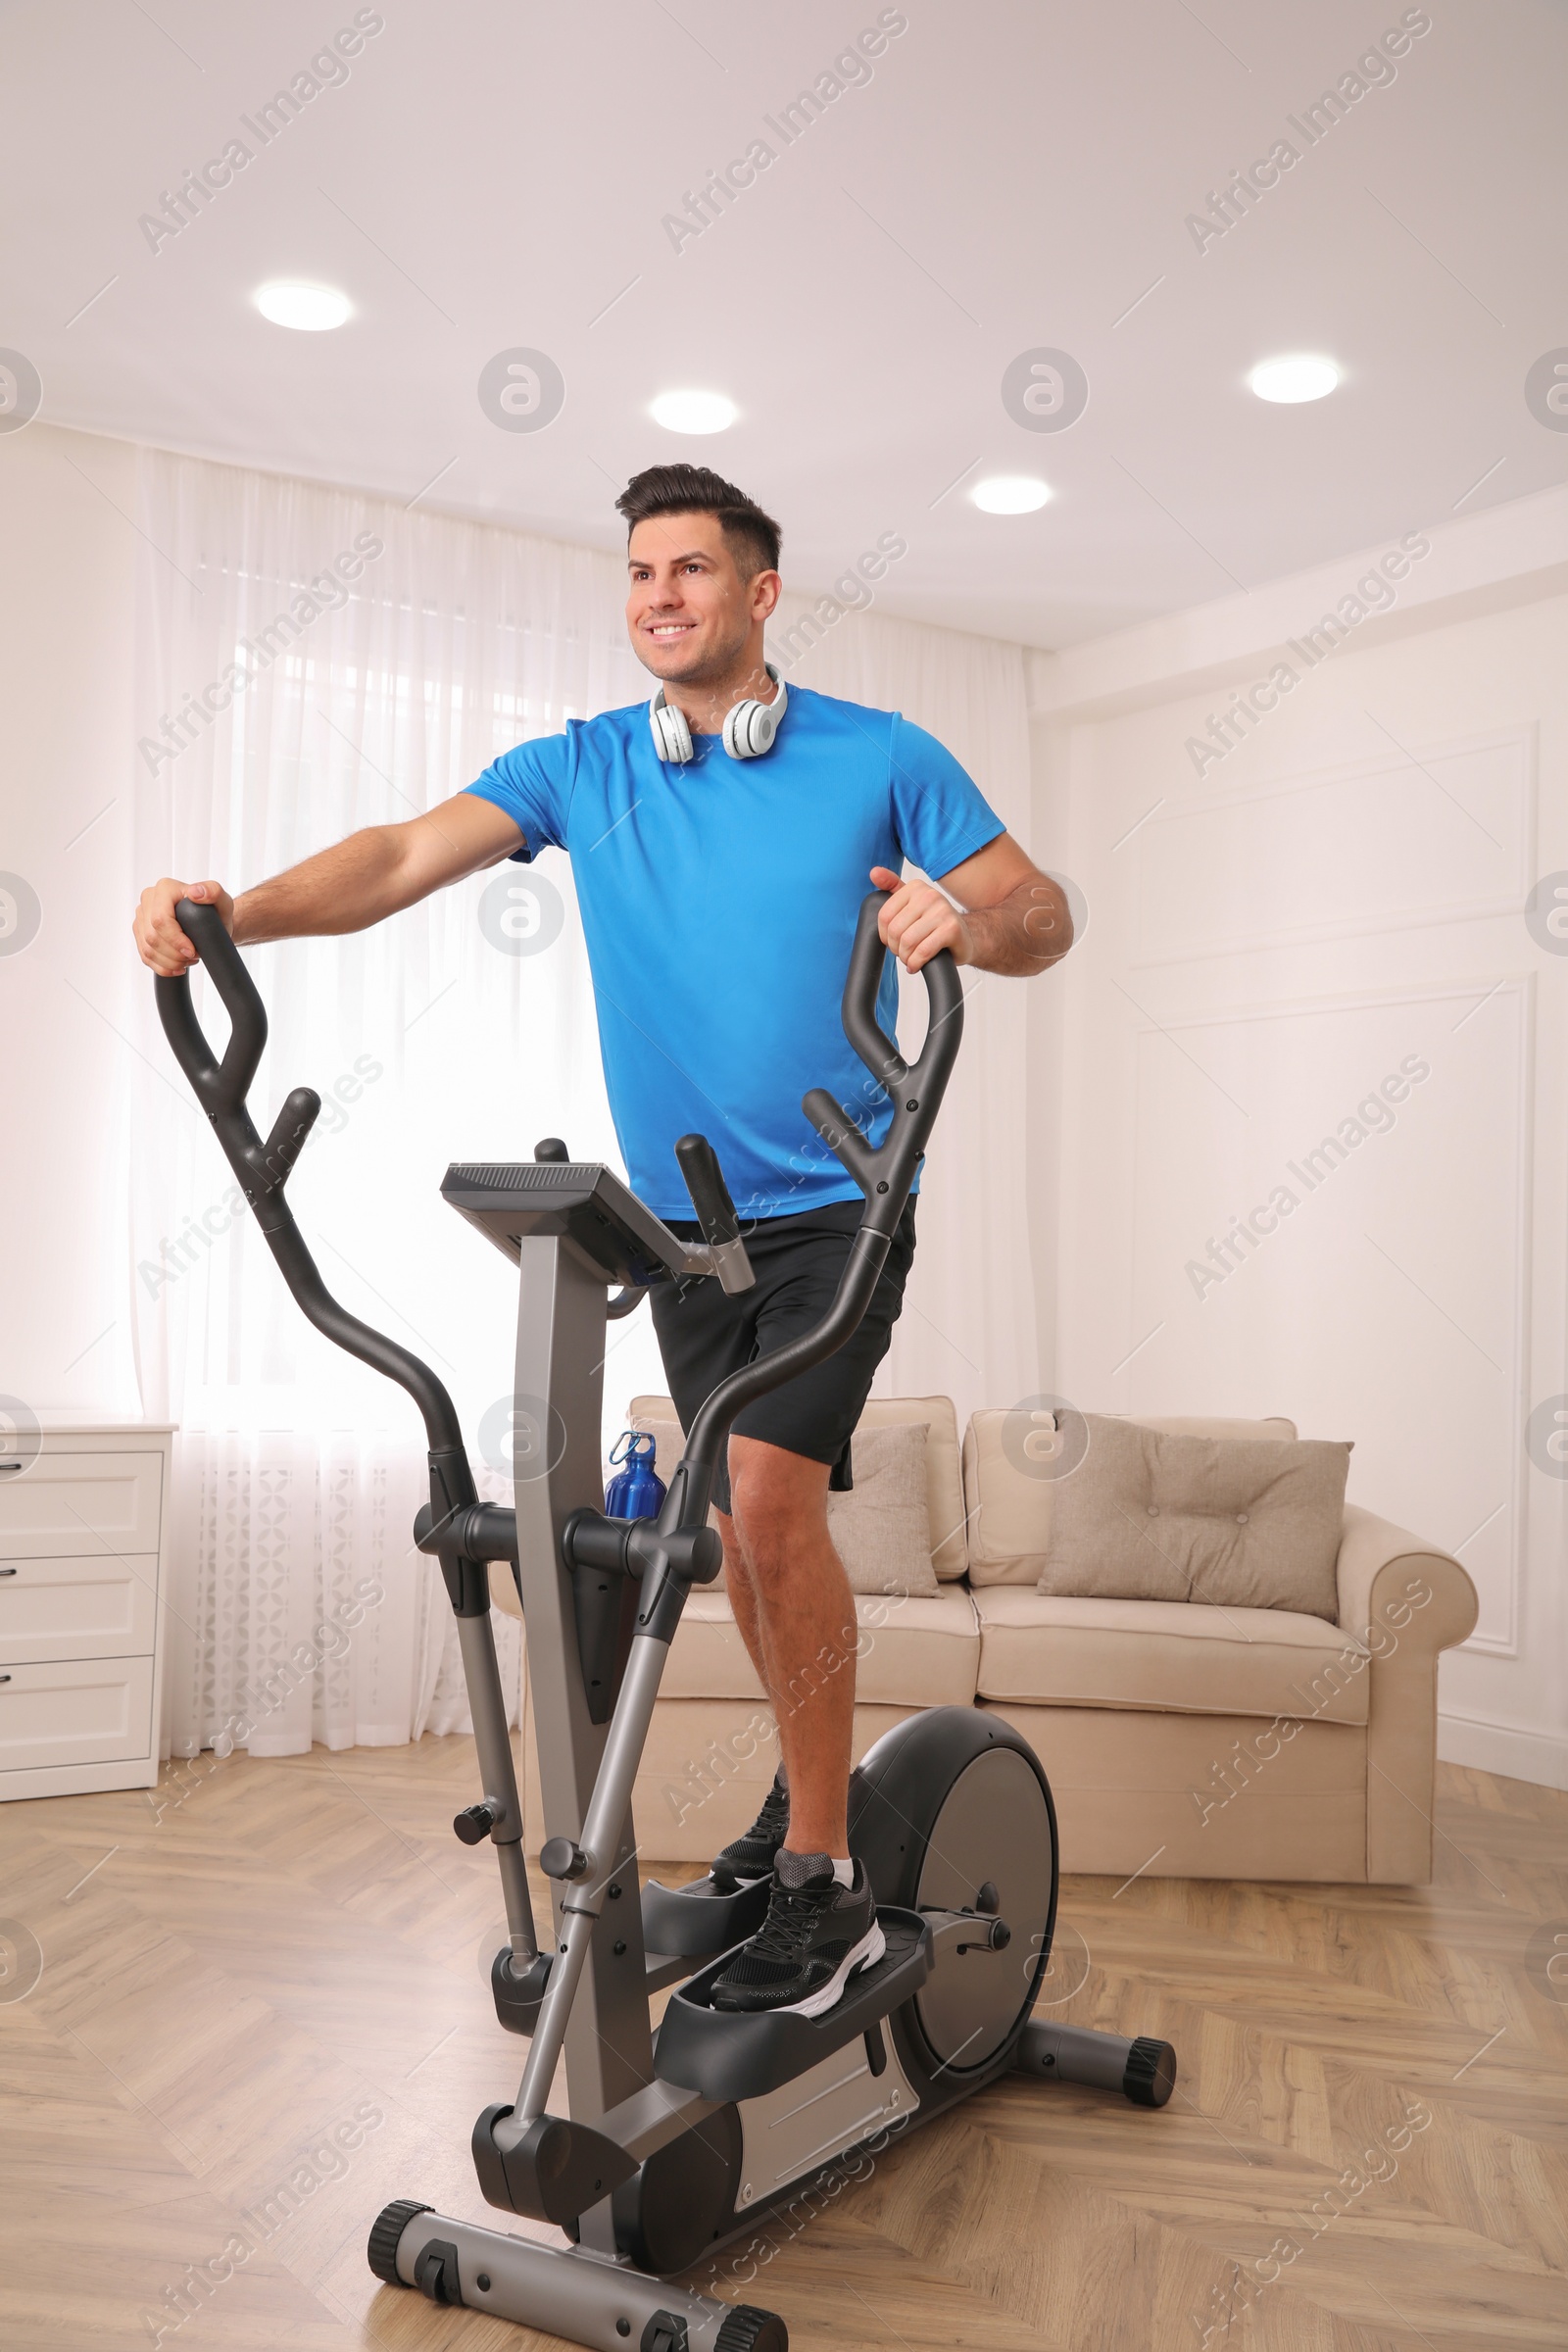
<box><xmin>648</xmin><ymin>1199</ymin><xmax>917</xmax><ymax>1516</ymax></box>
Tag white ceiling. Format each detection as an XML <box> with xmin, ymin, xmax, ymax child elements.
<box><xmin>5</xmin><ymin>0</ymin><xmax>1566</xmax><ymax>648</ymax></box>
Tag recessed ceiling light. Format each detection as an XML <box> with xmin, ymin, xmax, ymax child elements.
<box><xmin>650</xmin><ymin>389</ymin><xmax>737</xmax><ymax>434</ymax></box>
<box><xmin>1248</xmin><ymin>355</ymin><xmax>1339</xmax><ymax>404</ymax></box>
<box><xmin>971</xmin><ymin>475</ymin><xmax>1053</xmax><ymax>514</ymax></box>
<box><xmin>255</xmin><ymin>282</ymin><xmax>352</xmax><ymax>331</ymax></box>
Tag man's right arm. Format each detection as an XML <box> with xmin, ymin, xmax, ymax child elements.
<box><xmin>132</xmin><ymin>792</ymin><xmax>525</xmax><ymax>975</ymax></box>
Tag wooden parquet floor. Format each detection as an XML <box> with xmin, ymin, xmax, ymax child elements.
<box><xmin>1</xmin><ymin>1740</ymin><xmax>1563</xmax><ymax>2352</ymax></box>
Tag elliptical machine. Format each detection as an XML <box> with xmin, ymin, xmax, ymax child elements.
<box><xmin>157</xmin><ymin>890</ymin><xmax>1177</xmax><ymax>2352</ymax></box>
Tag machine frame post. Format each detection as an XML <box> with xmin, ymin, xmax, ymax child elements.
<box><xmin>511</xmin><ymin>1236</ymin><xmax>655</xmax><ymax>2126</ymax></box>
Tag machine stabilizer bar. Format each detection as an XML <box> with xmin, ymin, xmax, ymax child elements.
<box><xmin>1014</xmin><ymin>2019</ymin><xmax>1177</xmax><ymax>2108</ymax></box>
<box><xmin>370</xmin><ymin>2201</ymin><xmax>787</xmax><ymax>2349</ymax></box>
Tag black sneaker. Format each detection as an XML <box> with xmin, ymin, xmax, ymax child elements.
<box><xmin>710</xmin><ymin>1768</ymin><xmax>790</xmax><ymax>1892</ymax></box>
<box><xmin>709</xmin><ymin>1856</ymin><xmax>886</xmax><ymax>2017</ymax></box>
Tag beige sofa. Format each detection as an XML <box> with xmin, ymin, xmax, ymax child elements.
<box><xmin>511</xmin><ymin>1398</ymin><xmax>1477</xmax><ymax>1884</ymax></box>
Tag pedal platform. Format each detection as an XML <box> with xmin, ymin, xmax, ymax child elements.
<box><xmin>654</xmin><ymin>1906</ymin><xmax>932</xmax><ymax>2101</ymax></box>
<box><xmin>642</xmin><ymin>1872</ymin><xmax>770</xmax><ymax>1960</ymax></box>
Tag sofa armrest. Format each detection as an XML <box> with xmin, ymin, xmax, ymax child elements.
<box><xmin>1335</xmin><ymin>1502</ymin><xmax>1478</xmax><ymax>1653</ymax></box>
<box><xmin>1334</xmin><ymin>1503</ymin><xmax>1478</xmax><ymax>1884</ymax></box>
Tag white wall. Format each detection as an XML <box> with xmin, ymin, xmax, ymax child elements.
<box><xmin>0</xmin><ymin>425</ymin><xmax>143</xmax><ymax>1418</ymax></box>
<box><xmin>1030</xmin><ymin>487</ymin><xmax>1568</xmax><ymax>1790</ymax></box>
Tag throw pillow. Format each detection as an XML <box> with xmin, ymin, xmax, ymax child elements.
<box><xmin>631</xmin><ymin>1416</ymin><xmax>939</xmax><ymax>1597</ymax></box>
<box><xmin>826</xmin><ymin>1422</ymin><xmax>939</xmax><ymax>1597</ymax></box>
<box><xmin>1039</xmin><ymin>1413</ymin><xmax>1349</xmax><ymax>1619</ymax></box>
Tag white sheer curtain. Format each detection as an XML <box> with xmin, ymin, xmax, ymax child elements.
<box><xmin>129</xmin><ymin>450</ymin><xmax>648</xmax><ymax>1758</ymax></box>
<box><xmin>128</xmin><ymin>451</ymin><xmax>1035</xmax><ymax>1760</ymax></box>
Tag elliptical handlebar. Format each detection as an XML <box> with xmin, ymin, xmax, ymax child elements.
<box><xmin>154</xmin><ymin>901</ymin><xmax>473</xmax><ymax>1482</ymax></box>
<box><xmin>804</xmin><ymin>887</ymin><xmax>964</xmax><ymax>1238</ymax></box>
<box><xmin>156</xmin><ymin>888</ymin><xmax>965</xmax><ymax>1580</ymax></box>
<box><xmin>657</xmin><ymin>890</ymin><xmax>963</xmax><ymax>1548</ymax></box>
<box><xmin>158</xmin><ymin>900</ymin><xmax>270</xmax><ymax>1116</ymax></box>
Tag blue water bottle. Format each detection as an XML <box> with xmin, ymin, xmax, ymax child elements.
<box><xmin>605</xmin><ymin>1430</ymin><xmax>666</xmax><ymax>1521</ymax></box>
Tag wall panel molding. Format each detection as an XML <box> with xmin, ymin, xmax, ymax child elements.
<box><xmin>1132</xmin><ymin>725</ymin><xmax>1536</xmax><ymax>970</ymax></box>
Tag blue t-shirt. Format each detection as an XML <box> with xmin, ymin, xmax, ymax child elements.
<box><xmin>466</xmin><ymin>684</ymin><xmax>1004</xmax><ymax>1221</ymax></box>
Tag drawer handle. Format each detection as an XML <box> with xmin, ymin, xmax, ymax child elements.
<box><xmin>0</xmin><ymin>1460</ymin><xmax>24</xmax><ymax>1473</ymax></box>
<box><xmin>0</xmin><ymin>1674</ymin><xmax>10</xmax><ymax>1685</ymax></box>
<box><xmin>0</xmin><ymin>1567</ymin><xmax>15</xmax><ymax>1578</ymax></box>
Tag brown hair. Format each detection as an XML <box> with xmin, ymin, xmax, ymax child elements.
<box><xmin>615</xmin><ymin>464</ymin><xmax>781</xmax><ymax>578</ymax></box>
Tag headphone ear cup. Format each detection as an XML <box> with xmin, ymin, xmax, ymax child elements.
<box><xmin>649</xmin><ymin>692</ymin><xmax>693</xmax><ymax>763</ymax></box>
<box><xmin>722</xmin><ymin>697</ymin><xmax>778</xmax><ymax>760</ymax></box>
<box><xmin>721</xmin><ymin>700</ymin><xmax>755</xmax><ymax>760</ymax></box>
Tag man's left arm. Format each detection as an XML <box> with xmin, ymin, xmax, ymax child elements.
<box><xmin>869</xmin><ymin>835</ymin><xmax>1072</xmax><ymax>976</ymax></box>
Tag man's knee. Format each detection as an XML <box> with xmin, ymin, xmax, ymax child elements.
<box><xmin>716</xmin><ymin>1512</ymin><xmax>759</xmax><ymax>1606</ymax></box>
<box><xmin>714</xmin><ymin>1504</ymin><xmax>745</xmax><ymax>1563</ymax></box>
<box><xmin>727</xmin><ymin>1441</ymin><xmax>830</xmax><ymax>1575</ymax></box>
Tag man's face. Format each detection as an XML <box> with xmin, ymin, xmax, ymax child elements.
<box><xmin>625</xmin><ymin>511</ymin><xmax>770</xmax><ymax>684</ymax></box>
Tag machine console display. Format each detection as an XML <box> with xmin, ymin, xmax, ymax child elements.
<box><xmin>441</xmin><ymin>1160</ymin><xmax>691</xmax><ymax>1288</ymax></box>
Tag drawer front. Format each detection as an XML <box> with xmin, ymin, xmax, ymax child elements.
<box><xmin>0</xmin><ymin>1554</ymin><xmax>159</xmax><ymax>1665</ymax></box>
<box><xmin>0</xmin><ymin>1655</ymin><xmax>156</xmax><ymax>1772</ymax></box>
<box><xmin>0</xmin><ymin>1451</ymin><xmax>163</xmax><ymax>1559</ymax></box>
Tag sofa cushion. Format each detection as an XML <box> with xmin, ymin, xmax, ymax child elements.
<box><xmin>972</xmin><ymin>1589</ymin><xmax>1370</xmax><ymax>1725</ymax></box>
<box><xmin>630</xmin><ymin>1392</ymin><xmax>967</xmax><ymax>1579</ymax></box>
<box><xmin>1042</xmin><ymin>1416</ymin><xmax>1348</xmax><ymax>1618</ymax></box>
<box><xmin>826</xmin><ymin>1422</ymin><xmax>938</xmax><ymax>1596</ymax></box>
<box><xmin>963</xmin><ymin>1409</ymin><xmax>1299</xmax><ymax>1587</ymax></box>
<box><xmin>662</xmin><ymin>1585</ymin><xmax>979</xmax><ymax>1707</ymax></box>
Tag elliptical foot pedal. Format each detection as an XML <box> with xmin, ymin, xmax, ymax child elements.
<box><xmin>655</xmin><ymin>1906</ymin><xmax>931</xmax><ymax>2101</ymax></box>
<box><xmin>642</xmin><ymin>1871</ymin><xmax>771</xmax><ymax>1960</ymax></box>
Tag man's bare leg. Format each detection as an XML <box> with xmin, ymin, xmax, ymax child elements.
<box><xmin>715</xmin><ymin>1436</ymin><xmax>858</xmax><ymax>1859</ymax></box>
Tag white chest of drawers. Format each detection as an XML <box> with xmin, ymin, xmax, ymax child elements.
<box><xmin>0</xmin><ymin>1418</ymin><xmax>174</xmax><ymax>1799</ymax></box>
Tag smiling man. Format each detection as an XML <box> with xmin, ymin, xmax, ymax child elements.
<box><xmin>132</xmin><ymin>461</ymin><xmax>1071</xmax><ymax>2018</ymax></box>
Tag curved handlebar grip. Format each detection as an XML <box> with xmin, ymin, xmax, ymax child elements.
<box><xmin>840</xmin><ymin>888</ymin><xmax>963</xmax><ymax>1090</ymax></box>
<box><xmin>658</xmin><ymin>890</ymin><xmax>965</xmax><ymax>1531</ymax></box>
<box><xmin>800</xmin><ymin>889</ymin><xmax>964</xmax><ymax>1232</ymax></box>
<box><xmin>156</xmin><ymin>900</ymin><xmax>324</xmax><ymax>1219</ymax></box>
<box><xmin>152</xmin><ymin>899</ymin><xmax>469</xmax><ymax>1464</ymax></box>
<box><xmin>156</xmin><ymin>900</ymin><xmax>268</xmax><ymax>1113</ymax></box>
<box><xmin>674</xmin><ymin>1133</ymin><xmax>741</xmax><ymax>1248</ymax></box>
<box><xmin>915</xmin><ymin>933</ymin><xmax>964</xmax><ymax>1042</ymax></box>
<box><xmin>840</xmin><ymin>891</ymin><xmax>909</xmax><ymax>1090</ymax></box>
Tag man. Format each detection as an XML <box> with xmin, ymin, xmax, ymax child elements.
<box><xmin>134</xmin><ymin>462</ymin><xmax>1071</xmax><ymax>2018</ymax></box>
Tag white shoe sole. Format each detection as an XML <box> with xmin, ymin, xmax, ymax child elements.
<box><xmin>773</xmin><ymin>1917</ymin><xmax>887</xmax><ymax>2019</ymax></box>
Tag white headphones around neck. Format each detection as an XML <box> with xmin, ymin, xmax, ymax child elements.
<box><xmin>648</xmin><ymin>664</ymin><xmax>788</xmax><ymax>763</ymax></box>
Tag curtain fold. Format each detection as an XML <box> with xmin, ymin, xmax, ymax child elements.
<box><xmin>129</xmin><ymin>450</ymin><xmax>1036</xmax><ymax>1759</ymax></box>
